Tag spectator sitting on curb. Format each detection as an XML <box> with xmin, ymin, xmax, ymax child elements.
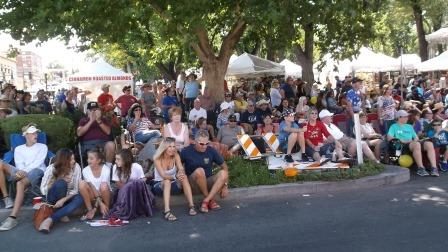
<box><xmin>279</xmin><ymin>109</ymin><xmax>310</xmax><ymax>163</ymax></box>
<box><xmin>181</xmin><ymin>130</ymin><xmax>229</xmax><ymax>213</ymax></box>
<box><xmin>0</xmin><ymin>124</ymin><xmax>48</xmax><ymax>231</ymax></box>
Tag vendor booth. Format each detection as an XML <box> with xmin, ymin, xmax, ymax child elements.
<box><xmin>280</xmin><ymin>59</ymin><xmax>302</xmax><ymax>78</ymax></box>
<box><xmin>227</xmin><ymin>53</ymin><xmax>285</xmax><ymax>77</ymax></box>
<box><xmin>68</xmin><ymin>58</ymin><xmax>133</xmax><ymax>100</ymax></box>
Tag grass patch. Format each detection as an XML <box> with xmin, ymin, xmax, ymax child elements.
<box><xmin>226</xmin><ymin>157</ymin><xmax>385</xmax><ymax>188</ymax></box>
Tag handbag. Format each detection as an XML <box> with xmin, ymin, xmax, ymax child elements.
<box><xmin>33</xmin><ymin>204</ymin><xmax>54</xmax><ymax>230</ymax></box>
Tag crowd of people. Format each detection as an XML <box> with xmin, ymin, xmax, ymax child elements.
<box><xmin>0</xmin><ymin>70</ymin><xmax>447</xmax><ymax>233</ymax></box>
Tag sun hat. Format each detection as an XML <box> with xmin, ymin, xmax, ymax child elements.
<box><xmin>318</xmin><ymin>109</ymin><xmax>334</xmax><ymax>119</ymax></box>
<box><xmin>22</xmin><ymin>124</ymin><xmax>41</xmax><ymax>136</ymax></box>
<box><xmin>220</xmin><ymin>103</ymin><xmax>230</xmax><ymax>112</ymax></box>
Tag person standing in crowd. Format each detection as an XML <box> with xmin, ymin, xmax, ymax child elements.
<box><xmin>78</xmin><ymin>149</ymin><xmax>111</xmax><ymax>220</ymax></box>
<box><xmin>0</xmin><ymin>124</ymin><xmax>48</xmax><ymax>231</ymax></box>
<box><xmin>162</xmin><ymin>88</ymin><xmax>179</xmax><ymax>123</ymax></box>
<box><xmin>388</xmin><ymin>110</ymin><xmax>439</xmax><ymax>177</ymax></box>
<box><xmin>140</xmin><ymin>83</ymin><xmax>157</xmax><ymax>117</ymax></box>
<box><xmin>377</xmin><ymin>85</ymin><xmax>396</xmax><ymax>134</ymax></box>
<box><xmin>97</xmin><ymin>84</ymin><xmax>115</xmax><ymax>114</ymax></box>
<box><xmin>280</xmin><ymin>77</ymin><xmax>295</xmax><ymax>100</ymax></box>
<box><xmin>176</xmin><ymin>71</ymin><xmax>186</xmax><ymax>101</ymax></box>
<box><xmin>270</xmin><ymin>79</ymin><xmax>282</xmax><ymax>108</ymax></box>
<box><xmin>181</xmin><ymin>130</ymin><xmax>229</xmax><ymax>213</ymax></box>
<box><xmin>34</xmin><ymin>90</ymin><xmax>53</xmax><ymax>114</ymax></box>
<box><xmin>183</xmin><ymin>73</ymin><xmax>200</xmax><ymax>112</ymax></box>
<box><xmin>38</xmin><ymin>149</ymin><xmax>83</xmax><ymax>233</ymax></box>
<box><xmin>163</xmin><ymin>107</ymin><xmax>189</xmax><ymax>150</ymax></box>
<box><xmin>77</xmin><ymin>101</ymin><xmax>116</xmax><ymax>164</ymax></box>
<box><xmin>346</xmin><ymin>77</ymin><xmax>363</xmax><ymax>136</ymax></box>
<box><xmin>115</xmin><ymin>85</ymin><xmax>138</xmax><ymax>117</ymax></box>
<box><xmin>279</xmin><ymin>109</ymin><xmax>310</xmax><ymax>163</ymax></box>
<box><xmin>109</xmin><ymin>149</ymin><xmax>154</xmax><ymax>220</ymax></box>
<box><xmin>152</xmin><ymin>138</ymin><xmax>196</xmax><ymax>221</ymax></box>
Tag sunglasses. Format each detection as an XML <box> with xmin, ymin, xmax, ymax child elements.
<box><xmin>229</xmin><ymin>119</ymin><xmax>237</xmax><ymax>122</ymax></box>
<box><xmin>198</xmin><ymin>141</ymin><xmax>209</xmax><ymax>146</ymax></box>
<box><xmin>165</xmin><ymin>137</ymin><xmax>176</xmax><ymax>143</ymax></box>
<box><xmin>433</xmin><ymin>124</ymin><xmax>442</xmax><ymax>126</ymax></box>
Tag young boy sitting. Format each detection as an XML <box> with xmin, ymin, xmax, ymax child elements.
<box><xmin>427</xmin><ymin>119</ymin><xmax>448</xmax><ymax>171</ymax></box>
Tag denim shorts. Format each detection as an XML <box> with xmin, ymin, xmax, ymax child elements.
<box><xmin>152</xmin><ymin>180</ymin><xmax>182</xmax><ymax>196</ymax></box>
<box><xmin>7</xmin><ymin>165</ymin><xmax>44</xmax><ymax>187</ymax></box>
<box><xmin>305</xmin><ymin>143</ymin><xmax>335</xmax><ymax>158</ymax></box>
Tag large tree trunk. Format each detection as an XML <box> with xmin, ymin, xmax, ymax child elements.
<box><xmin>191</xmin><ymin>20</ymin><xmax>246</xmax><ymax>102</ymax></box>
<box><xmin>294</xmin><ymin>23</ymin><xmax>314</xmax><ymax>95</ymax></box>
<box><xmin>412</xmin><ymin>2</ymin><xmax>428</xmax><ymax>61</ymax></box>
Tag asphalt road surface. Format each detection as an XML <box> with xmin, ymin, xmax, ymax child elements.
<box><xmin>1</xmin><ymin>173</ymin><xmax>448</xmax><ymax>252</ymax></box>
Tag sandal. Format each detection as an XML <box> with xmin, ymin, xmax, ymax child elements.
<box><xmin>188</xmin><ymin>205</ymin><xmax>197</xmax><ymax>216</ymax></box>
<box><xmin>208</xmin><ymin>200</ymin><xmax>221</xmax><ymax>211</ymax></box>
<box><xmin>163</xmin><ymin>211</ymin><xmax>178</xmax><ymax>221</ymax></box>
<box><xmin>80</xmin><ymin>207</ymin><xmax>97</xmax><ymax>221</ymax></box>
<box><xmin>200</xmin><ymin>201</ymin><xmax>209</xmax><ymax>213</ymax></box>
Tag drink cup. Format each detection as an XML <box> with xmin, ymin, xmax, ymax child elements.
<box><xmin>32</xmin><ymin>197</ymin><xmax>42</xmax><ymax>205</ymax></box>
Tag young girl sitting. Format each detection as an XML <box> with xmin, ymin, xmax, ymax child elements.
<box><xmin>427</xmin><ymin>119</ymin><xmax>448</xmax><ymax>172</ymax></box>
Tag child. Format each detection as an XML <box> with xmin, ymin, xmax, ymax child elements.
<box><xmin>427</xmin><ymin>119</ymin><xmax>448</xmax><ymax>171</ymax></box>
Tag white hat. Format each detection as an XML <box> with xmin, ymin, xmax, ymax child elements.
<box><xmin>22</xmin><ymin>125</ymin><xmax>41</xmax><ymax>136</ymax></box>
<box><xmin>220</xmin><ymin>102</ymin><xmax>230</xmax><ymax>112</ymax></box>
<box><xmin>396</xmin><ymin>110</ymin><xmax>409</xmax><ymax>118</ymax></box>
<box><xmin>318</xmin><ymin>109</ymin><xmax>334</xmax><ymax>119</ymax></box>
<box><xmin>256</xmin><ymin>99</ymin><xmax>270</xmax><ymax>106</ymax></box>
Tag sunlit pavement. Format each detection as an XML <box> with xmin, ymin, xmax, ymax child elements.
<box><xmin>1</xmin><ymin>171</ymin><xmax>448</xmax><ymax>252</ymax></box>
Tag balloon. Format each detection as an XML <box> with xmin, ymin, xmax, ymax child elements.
<box><xmin>398</xmin><ymin>154</ymin><xmax>413</xmax><ymax>168</ymax></box>
<box><xmin>310</xmin><ymin>96</ymin><xmax>317</xmax><ymax>105</ymax></box>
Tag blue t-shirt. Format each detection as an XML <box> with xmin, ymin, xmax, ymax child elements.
<box><xmin>278</xmin><ymin>121</ymin><xmax>299</xmax><ymax>142</ymax></box>
<box><xmin>280</xmin><ymin>83</ymin><xmax>294</xmax><ymax>99</ymax></box>
<box><xmin>387</xmin><ymin>123</ymin><xmax>417</xmax><ymax>142</ymax></box>
<box><xmin>427</xmin><ymin>129</ymin><xmax>448</xmax><ymax>147</ymax></box>
<box><xmin>184</xmin><ymin>81</ymin><xmax>199</xmax><ymax>99</ymax></box>
<box><xmin>180</xmin><ymin>144</ymin><xmax>224</xmax><ymax>177</ymax></box>
<box><xmin>346</xmin><ymin>89</ymin><xmax>362</xmax><ymax>112</ymax></box>
<box><xmin>162</xmin><ymin>96</ymin><xmax>179</xmax><ymax>121</ymax></box>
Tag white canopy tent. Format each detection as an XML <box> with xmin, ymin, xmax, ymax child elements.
<box><xmin>380</xmin><ymin>54</ymin><xmax>421</xmax><ymax>72</ymax></box>
<box><xmin>351</xmin><ymin>47</ymin><xmax>396</xmax><ymax>72</ymax></box>
<box><xmin>226</xmin><ymin>53</ymin><xmax>285</xmax><ymax>77</ymax></box>
<box><xmin>418</xmin><ymin>50</ymin><xmax>448</xmax><ymax>72</ymax></box>
<box><xmin>313</xmin><ymin>54</ymin><xmax>352</xmax><ymax>83</ymax></box>
<box><xmin>280</xmin><ymin>59</ymin><xmax>302</xmax><ymax>78</ymax></box>
<box><xmin>426</xmin><ymin>27</ymin><xmax>448</xmax><ymax>45</ymax></box>
<box><xmin>229</xmin><ymin>54</ymin><xmax>238</xmax><ymax>65</ymax></box>
<box><xmin>68</xmin><ymin>58</ymin><xmax>133</xmax><ymax>100</ymax></box>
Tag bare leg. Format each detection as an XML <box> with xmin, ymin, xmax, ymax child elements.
<box><xmin>181</xmin><ymin>179</ymin><xmax>194</xmax><ymax>207</ymax></box>
<box><xmin>190</xmin><ymin>168</ymin><xmax>208</xmax><ymax>197</ymax></box>
<box><xmin>162</xmin><ymin>179</ymin><xmax>171</xmax><ymax>213</ymax></box>
<box><xmin>0</xmin><ymin>162</ymin><xmax>11</xmax><ymax>198</ymax></box>
<box><xmin>207</xmin><ymin>125</ymin><xmax>216</xmax><ymax>139</ymax></box>
<box><xmin>297</xmin><ymin>132</ymin><xmax>306</xmax><ymax>154</ymax></box>
<box><xmin>78</xmin><ymin>181</ymin><xmax>94</xmax><ymax>210</ymax></box>
<box><xmin>204</xmin><ymin>170</ymin><xmax>228</xmax><ymax>202</ymax></box>
<box><xmin>335</xmin><ymin>141</ymin><xmax>344</xmax><ymax>159</ymax></box>
<box><xmin>10</xmin><ymin>178</ymin><xmax>30</xmax><ymax>217</ymax></box>
<box><xmin>287</xmin><ymin>133</ymin><xmax>298</xmax><ymax>154</ymax></box>
<box><xmin>104</xmin><ymin>141</ymin><xmax>116</xmax><ymax>163</ymax></box>
<box><xmin>99</xmin><ymin>182</ymin><xmax>110</xmax><ymax>207</ymax></box>
<box><xmin>410</xmin><ymin>142</ymin><xmax>423</xmax><ymax>168</ymax></box>
<box><xmin>361</xmin><ymin>142</ymin><xmax>378</xmax><ymax>162</ymax></box>
<box><xmin>423</xmin><ymin>141</ymin><xmax>437</xmax><ymax>168</ymax></box>
<box><xmin>370</xmin><ymin>139</ymin><xmax>382</xmax><ymax>160</ymax></box>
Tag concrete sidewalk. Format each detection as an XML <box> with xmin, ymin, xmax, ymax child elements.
<box><xmin>0</xmin><ymin>165</ymin><xmax>409</xmax><ymax>213</ymax></box>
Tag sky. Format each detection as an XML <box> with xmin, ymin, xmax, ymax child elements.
<box><xmin>0</xmin><ymin>32</ymin><xmax>87</xmax><ymax>71</ymax></box>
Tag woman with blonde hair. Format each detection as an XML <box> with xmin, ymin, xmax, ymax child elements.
<box><xmin>152</xmin><ymin>137</ymin><xmax>197</xmax><ymax>221</ymax></box>
<box><xmin>163</xmin><ymin>106</ymin><xmax>189</xmax><ymax>150</ymax></box>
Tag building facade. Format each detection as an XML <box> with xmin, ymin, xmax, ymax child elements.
<box><xmin>0</xmin><ymin>53</ymin><xmax>17</xmax><ymax>86</ymax></box>
<box><xmin>16</xmin><ymin>51</ymin><xmax>42</xmax><ymax>90</ymax></box>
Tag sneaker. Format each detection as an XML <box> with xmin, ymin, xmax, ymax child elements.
<box><xmin>440</xmin><ymin>162</ymin><xmax>448</xmax><ymax>172</ymax></box>
<box><xmin>284</xmin><ymin>154</ymin><xmax>294</xmax><ymax>163</ymax></box>
<box><xmin>430</xmin><ymin>167</ymin><xmax>440</xmax><ymax>177</ymax></box>
<box><xmin>3</xmin><ymin>197</ymin><xmax>13</xmax><ymax>209</ymax></box>
<box><xmin>416</xmin><ymin>167</ymin><xmax>430</xmax><ymax>177</ymax></box>
<box><xmin>0</xmin><ymin>217</ymin><xmax>18</xmax><ymax>231</ymax></box>
<box><xmin>299</xmin><ymin>153</ymin><xmax>313</xmax><ymax>162</ymax></box>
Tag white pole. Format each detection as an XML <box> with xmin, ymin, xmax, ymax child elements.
<box><xmin>354</xmin><ymin>113</ymin><xmax>363</xmax><ymax>164</ymax></box>
<box><xmin>400</xmin><ymin>47</ymin><xmax>404</xmax><ymax>109</ymax></box>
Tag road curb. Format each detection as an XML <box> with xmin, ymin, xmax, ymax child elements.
<box><xmin>0</xmin><ymin>165</ymin><xmax>409</xmax><ymax>213</ymax></box>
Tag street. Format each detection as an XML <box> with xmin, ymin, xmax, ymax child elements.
<box><xmin>1</xmin><ymin>173</ymin><xmax>448</xmax><ymax>252</ymax></box>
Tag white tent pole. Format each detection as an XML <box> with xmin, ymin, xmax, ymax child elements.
<box><xmin>400</xmin><ymin>47</ymin><xmax>404</xmax><ymax>109</ymax></box>
<box><xmin>354</xmin><ymin>113</ymin><xmax>363</xmax><ymax>165</ymax></box>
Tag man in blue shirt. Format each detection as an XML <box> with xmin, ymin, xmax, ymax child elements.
<box><xmin>181</xmin><ymin>130</ymin><xmax>229</xmax><ymax>213</ymax></box>
<box><xmin>280</xmin><ymin>77</ymin><xmax>295</xmax><ymax>100</ymax></box>
<box><xmin>346</xmin><ymin>77</ymin><xmax>363</xmax><ymax>136</ymax></box>
<box><xmin>183</xmin><ymin>73</ymin><xmax>200</xmax><ymax>112</ymax></box>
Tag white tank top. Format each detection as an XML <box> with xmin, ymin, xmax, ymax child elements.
<box><xmin>168</xmin><ymin>123</ymin><xmax>186</xmax><ymax>148</ymax></box>
<box><xmin>154</xmin><ymin>161</ymin><xmax>177</xmax><ymax>182</ymax></box>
